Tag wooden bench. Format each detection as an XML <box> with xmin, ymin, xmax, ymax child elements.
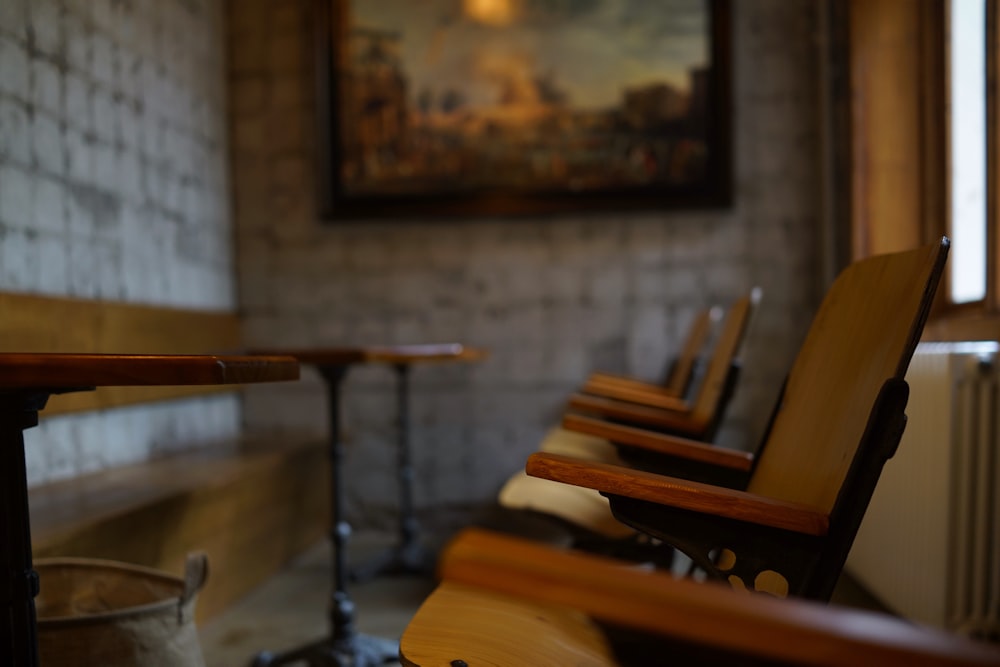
<box><xmin>2</xmin><ymin>292</ymin><xmax>326</xmax><ymax>622</ymax></box>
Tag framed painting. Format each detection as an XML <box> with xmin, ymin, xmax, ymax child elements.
<box><xmin>315</xmin><ymin>0</ymin><xmax>732</xmax><ymax>219</ymax></box>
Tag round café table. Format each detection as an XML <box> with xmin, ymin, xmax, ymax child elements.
<box><xmin>247</xmin><ymin>344</ymin><xmax>487</xmax><ymax>667</ymax></box>
<box><xmin>0</xmin><ymin>352</ymin><xmax>300</xmax><ymax>667</ymax></box>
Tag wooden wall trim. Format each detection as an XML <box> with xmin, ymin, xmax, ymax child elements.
<box><xmin>848</xmin><ymin>0</ymin><xmax>946</xmax><ymax>259</ymax></box>
<box><xmin>0</xmin><ymin>293</ymin><xmax>242</xmax><ymax>415</ymax></box>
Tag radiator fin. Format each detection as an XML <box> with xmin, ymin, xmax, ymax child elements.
<box><xmin>847</xmin><ymin>342</ymin><xmax>1000</xmax><ymax>640</ymax></box>
<box><xmin>950</xmin><ymin>356</ymin><xmax>999</xmax><ymax>639</ymax></box>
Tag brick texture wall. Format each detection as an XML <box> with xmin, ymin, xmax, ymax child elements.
<box><xmin>0</xmin><ymin>0</ymin><xmax>240</xmax><ymax>486</ymax></box>
<box><xmin>229</xmin><ymin>0</ymin><xmax>825</xmax><ymax>531</ymax></box>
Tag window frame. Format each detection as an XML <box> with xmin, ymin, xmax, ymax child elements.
<box><xmin>845</xmin><ymin>0</ymin><xmax>1000</xmax><ymax>342</ymax></box>
<box><xmin>926</xmin><ymin>0</ymin><xmax>1000</xmax><ymax>339</ymax></box>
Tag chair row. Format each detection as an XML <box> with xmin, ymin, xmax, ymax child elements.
<box><xmin>500</xmin><ymin>285</ymin><xmax>761</xmax><ymax>557</ymax></box>
<box><xmin>399</xmin><ymin>239</ymin><xmax>1000</xmax><ymax>664</ymax></box>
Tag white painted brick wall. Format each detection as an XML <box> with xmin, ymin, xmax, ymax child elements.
<box><xmin>0</xmin><ymin>0</ymin><xmax>240</xmax><ymax>487</ymax></box>
<box><xmin>231</xmin><ymin>0</ymin><xmax>826</xmax><ymax>529</ymax></box>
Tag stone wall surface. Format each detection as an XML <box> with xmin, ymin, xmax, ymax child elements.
<box><xmin>0</xmin><ymin>0</ymin><xmax>240</xmax><ymax>486</ymax></box>
<box><xmin>229</xmin><ymin>0</ymin><xmax>825</xmax><ymax>528</ymax></box>
<box><xmin>0</xmin><ymin>0</ymin><xmax>824</xmax><ymax>513</ymax></box>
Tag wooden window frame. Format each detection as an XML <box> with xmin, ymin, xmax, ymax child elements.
<box><xmin>924</xmin><ymin>0</ymin><xmax>1000</xmax><ymax>340</ymax></box>
<box><xmin>846</xmin><ymin>0</ymin><xmax>1000</xmax><ymax>341</ymax></box>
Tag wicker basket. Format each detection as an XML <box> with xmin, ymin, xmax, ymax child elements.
<box><xmin>35</xmin><ymin>553</ymin><xmax>208</xmax><ymax>667</ymax></box>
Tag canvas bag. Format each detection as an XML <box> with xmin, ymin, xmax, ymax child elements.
<box><xmin>35</xmin><ymin>553</ymin><xmax>208</xmax><ymax>667</ymax></box>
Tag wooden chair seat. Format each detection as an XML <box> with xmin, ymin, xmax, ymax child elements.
<box><xmin>528</xmin><ymin>239</ymin><xmax>952</xmax><ymax>601</ymax></box>
<box><xmin>498</xmin><ymin>472</ymin><xmax>636</xmax><ymax>540</ymax></box>
<box><xmin>537</xmin><ymin>425</ymin><xmax>625</xmax><ymax>460</ymax></box>
<box><xmin>400</xmin><ymin>529</ymin><xmax>1000</xmax><ymax>667</ymax></box>
<box><xmin>401</xmin><ymin>581</ymin><xmax>616</xmax><ymax>667</ymax></box>
<box><xmin>497</xmin><ymin>429</ymin><xmax>632</xmax><ymax>539</ymax></box>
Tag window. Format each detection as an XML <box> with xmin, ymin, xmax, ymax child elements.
<box><xmin>948</xmin><ymin>0</ymin><xmax>988</xmax><ymax>304</ymax></box>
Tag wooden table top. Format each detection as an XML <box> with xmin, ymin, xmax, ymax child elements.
<box><xmin>0</xmin><ymin>353</ymin><xmax>300</xmax><ymax>389</ymax></box>
<box><xmin>250</xmin><ymin>343</ymin><xmax>488</xmax><ymax>367</ymax></box>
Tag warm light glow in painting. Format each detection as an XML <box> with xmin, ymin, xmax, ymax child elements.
<box><xmin>463</xmin><ymin>0</ymin><xmax>517</xmax><ymax>26</ymax></box>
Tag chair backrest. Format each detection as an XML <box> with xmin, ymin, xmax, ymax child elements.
<box><xmin>662</xmin><ymin>306</ymin><xmax>720</xmax><ymax>397</ymax></box>
<box><xmin>747</xmin><ymin>239</ymin><xmax>949</xmax><ymax>512</ymax></box>
<box><xmin>687</xmin><ymin>288</ymin><xmax>761</xmax><ymax>428</ymax></box>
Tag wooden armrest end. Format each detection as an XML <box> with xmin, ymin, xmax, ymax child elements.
<box><xmin>567</xmin><ymin>393</ymin><xmax>706</xmax><ymax>436</ymax></box>
<box><xmin>526</xmin><ymin>453</ymin><xmax>828</xmax><ymax>536</ymax></box>
<box><xmin>562</xmin><ymin>414</ymin><xmax>753</xmax><ymax>472</ymax></box>
<box><xmin>586</xmin><ymin>371</ymin><xmax>669</xmax><ymax>391</ymax></box>
<box><xmin>581</xmin><ymin>377</ymin><xmax>689</xmax><ymax>410</ymax></box>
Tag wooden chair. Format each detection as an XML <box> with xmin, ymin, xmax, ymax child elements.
<box><xmin>399</xmin><ymin>528</ymin><xmax>1000</xmax><ymax>666</ymax></box>
<box><xmin>527</xmin><ymin>239</ymin><xmax>950</xmax><ymax>601</ymax></box>
<box><xmin>582</xmin><ymin>304</ymin><xmax>720</xmax><ymax>404</ymax></box>
<box><xmin>567</xmin><ymin>287</ymin><xmax>762</xmax><ymax>443</ymax></box>
<box><xmin>497</xmin><ymin>290</ymin><xmax>760</xmax><ymax>545</ymax></box>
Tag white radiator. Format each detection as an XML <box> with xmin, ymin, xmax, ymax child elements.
<box><xmin>847</xmin><ymin>341</ymin><xmax>1000</xmax><ymax>640</ymax></box>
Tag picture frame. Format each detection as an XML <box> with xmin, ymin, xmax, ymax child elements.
<box><xmin>315</xmin><ymin>0</ymin><xmax>732</xmax><ymax>220</ymax></box>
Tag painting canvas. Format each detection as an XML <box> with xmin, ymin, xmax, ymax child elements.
<box><xmin>318</xmin><ymin>0</ymin><xmax>731</xmax><ymax>218</ymax></box>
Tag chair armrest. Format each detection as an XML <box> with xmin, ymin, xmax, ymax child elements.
<box><xmin>429</xmin><ymin>529</ymin><xmax>1000</xmax><ymax>667</ymax></box>
<box><xmin>578</xmin><ymin>377</ymin><xmax>691</xmax><ymax>411</ymax></box>
<box><xmin>568</xmin><ymin>393</ymin><xmax>708</xmax><ymax>437</ymax></box>
<box><xmin>584</xmin><ymin>372</ymin><xmax>680</xmax><ymax>399</ymax></box>
<box><xmin>586</xmin><ymin>370</ymin><xmax>664</xmax><ymax>387</ymax></box>
<box><xmin>526</xmin><ymin>453</ymin><xmax>828</xmax><ymax>536</ymax></box>
<box><xmin>562</xmin><ymin>413</ymin><xmax>753</xmax><ymax>472</ymax></box>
